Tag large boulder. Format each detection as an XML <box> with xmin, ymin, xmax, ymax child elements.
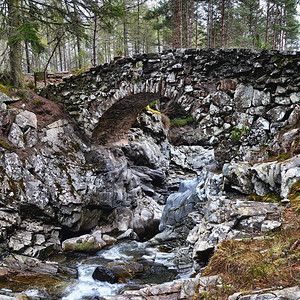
<box><xmin>92</xmin><ymin>266</ymin><xmax>118</xmax><ymax>283</ymax></box>
<box><xmin>62</xmin><ymin>234</ymin><xmax>105</xmax><ymax>253</ymax></box>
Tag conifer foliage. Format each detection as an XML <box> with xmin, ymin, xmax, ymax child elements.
<box><xmin>0</xmin><ymin>0</ymin><xmax>299</xmax><ymax>88</ymax></box>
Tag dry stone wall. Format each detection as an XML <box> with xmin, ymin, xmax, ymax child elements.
<box><xmin>43</xmin><ymin>48</ymin><xmax>300</xmax><ymax>152</ymax></box>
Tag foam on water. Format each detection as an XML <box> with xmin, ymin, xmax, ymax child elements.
<box><xmin>62</xmin><ymin>263</ymin><xmax>125</xmax><ymax>300</ymax></box>
<box><xmin>99</xmin><ymin>240</ymin><xmax>145</xmax><ymax>260</ymax></box>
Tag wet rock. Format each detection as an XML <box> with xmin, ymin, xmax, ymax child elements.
<box><xmin>106</xmin><ymin>261</ymin><xmax>143</xmax><ymax>280</ymax></box>
<box><xmin>0</xmin><ymin>295</ymin><xmax>18</xmax><ymax>300</ymax></box>
<box><xmin>102</xmin><ymin>274</ymin><xmax>220</xmax><ymax>300</ymax></box>
<box><xmin>102</xmin><ymin>234</ymin><xmax>117</xmax><ymax>246</ymax></box>
<box><xmin>131</xmin><ymin>197</ymin><xmax>162</xmax><ymax>238</ymax></box>
<box><xmin>117</xmin><ymin>229</ymin><xmax>138</xmax><ymax>240</ymax></box>
<box><xmin>223</xmin><ymin>155</ymin><xmax>300</xmax><ymax>199</ymax></box>
<box><xmin>0</xmin><ymin>254</ymin><xmax>77</xmax><ymax>279</ymax></box>
<box><xmin>92</xmin><ymin>266</ymin><xmax>118</xmax><ymax>283</ymax></box>
<box><xmin>62</xmin><ymin>234</ymin><xmax>103</xmax><ymax>253</ymax></box>
<box><xmin>159</xmin><ymin>177</ymin><xmax>202</xmax><ymax>231</ymax></box>
<box><xmin>169</xmin><ymin>145</ymin><xmax>215</xmax><ymax>175</ymax></box>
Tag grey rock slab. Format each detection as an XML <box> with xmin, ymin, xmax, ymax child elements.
<box><xmin>62</xmin><ymin>234</ymin><xmax>102</xmax><ymax>253</ymax></box>
<box><xmin>290</xmin><ymin>92</ymin><xmax>300</xmax><ymax>103</ymax></box>
<box><xmin>252</xmin><ymin>90</ymin><xmax>271</xmax><ymax>106</ymax></box>
<box><xmin>254</xmin><ymin>117</ymin><xmax>270</xmax><ymax>130</ymax></box>
<box><xmin>288</xmin><ymin>106</ymin><xmax>300</xmax><ymax>125</ymax></box>
<box><xmin>237</xmin><ymin>286</ymin><xmax>300</xmax><ymax>300</ymax></box>
<box><xmin>234</xmin><ymin>84</ymin><xmax>253</xmax><ymax>109</ymax></box>
<box><xmin>274</xmin><ymin>96</ymin><xmax>291</xmax><ymax>105</ymax></box>
<box><xmin>0</xmin><ymin>91</ymin><xmax>12</xmax><ymax>103</ymax></box>
<box><xmin>15</xmin><ymin>110</ymin><xmax>37</xmax><ymax>129</ymax></box>
<box><xmin>8</xmin><ymin>123</ymin><xmax>24</xmax><ymax>148</ymax></box>
<box><xmin>223</xmin><ymin>162</ymin><xmax>253</xmax><ymax>194</ymax></box>
<box><xmin>266</xmin><ymin>106</ymin><xmax>289</xmax><ymax>122</ymax></box>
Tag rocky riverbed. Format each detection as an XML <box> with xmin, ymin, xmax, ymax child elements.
<box><xmin>0</xmin><ymin>49</ymin><xmax>299</xmax><ymax>300</ymax></box>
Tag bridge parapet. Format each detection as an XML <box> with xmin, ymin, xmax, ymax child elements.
<box><xmin>42</xmin><ymin>48</ymin><xmax>300</xmax><ymax>146</ymax></box>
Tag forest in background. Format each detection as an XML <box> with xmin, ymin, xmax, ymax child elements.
<box><xmin>0</xmin><ymin>0</ymin><xmax>299</xmax><ymax>88</ymax></box>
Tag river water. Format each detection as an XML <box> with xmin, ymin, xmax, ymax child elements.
<box><xmin>1</xmin><ymin>240</ymin><xmax>190</xmax><ymax>299</ymax></box>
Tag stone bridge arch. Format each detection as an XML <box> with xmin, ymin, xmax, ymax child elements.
<box><xmin>92</xmin><ymin>92</ymin><xmax>160</xmax><ymax>144</ymax></box>
<box><xmin>42</xmin><ymin>48</ymin><xmax>300</xmax><ymax>146</ymax></box>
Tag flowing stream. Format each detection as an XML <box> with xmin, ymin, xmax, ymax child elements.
<box><xmin>62</xmin><ymin>241</ymin><xmax>180</xmax><ymax>299</ymax></box>
<box><xmin>2</xmin><ymin>240</ymin><xmax>191</xmax><ymax>299</ymax></box>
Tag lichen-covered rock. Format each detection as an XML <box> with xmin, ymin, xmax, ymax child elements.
<box><xmin>229</xmin><ymin>286</ymin><xmax>300</xmax><ymax>300</ymax></box>
<box><xmin>234</xmin><ymin>84</ymin><xmax>253</xmax><ymax>110</ymax></box>
<box><xmin>62</xmin><ymin>234</ymin><xmax>103</xmax><ymax>253</ymax></box>
<box><xmin>223</xmin><ymin>155</ymin><xmax>300</xmax><ymax>198</ymax></box>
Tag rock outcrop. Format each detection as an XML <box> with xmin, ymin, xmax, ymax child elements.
<box><xmin>0</xmin><ymin>48</ymin><xmax>299</xmax><ymax>299</ymax></box>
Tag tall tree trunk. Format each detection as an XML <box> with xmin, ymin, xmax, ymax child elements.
<box><xmin>58</xmin><ymin>44</ymin><xmax>63</xmax><ymax>71</ymax></box>
<box><xmin>186</xmin><ymin>0</ymin><xmax>194</xmax><ymax>48</ymax></box>
<box><xmin>265</xmin><ymin>0</ymin><xmax>270</xmax><ymax>45</ymax></box>
<box><xmin>25</xmin><ymin>41</ymin><xmax>31</xmax><ymax>73</ymax></box>
<box><xmin>123</xmin><ymin>0</ymin><xmax>129</xmax><ymax>56</ymax></box>
<box><xmin>8</xmin><ymin>0</ymin><xmax>24</xmax><ymax>88</ymax></box>
<box><xmin>174</xmin><ymin>0</ymin><xmax>182</xmax><ymax>49</ymax></box>
<box><xmin>279</xmin><ymin>5</ymin><xmax>283</xmax><ymax>50</ymax></box>
<box><xmin>63</xmin><ymin>45</ymin><xmax>67</xmax><ymax>71</ymax></box>
<box><xmin>195</xmin><ymin>9</ymin><xmax>198</xmax><ymax>48</ymax></box>
<box><xmin>93</xmin><ymin>12</ymin><xmax>99</xmax><ymax>66</ymax></box>
<box><xmin>76</xmin><ymin>35</ymin><xmax>82</xmax><ymax>69</ymax></box>
<box><xmin>213</xmin><ymin>5</ymin><xmax>217</xmax><ymax>48</ymax></box>
<box><xmin>157</xmin><ymin>25</ymin><xmax>161</xmax><ymax>53</ymax></box>
<box><xmin>224</xmin><ymin>0</ymin><xmax>231</xmax><ymax>47</ymax></box>
<box><xmin>272</xmin><ymin>4</ymin><xmax>279</xmax><ymax>50</ymax></box>
<box><xmin>220</xmin><ymin>0</ymin><xmax>225</xmax><ymax>47</ymax></box>
<box><xmin>137</xmin><ymin>0</ymin><xmax>140</xmax><ymax>53</ymax></box>
<box><xmin>282</xmin><ymin>6</ymin><xmax>286</xmax><ymax>50</ymax></box>
<box><xmin>207</xmin><ymin>0</ymin><xmax>213</xmax><ymax>48</ymax></box>
<box><xmin>185</xmin><ymin>0</ymin><xmax>189</xmax><ymax>48</ymax></box>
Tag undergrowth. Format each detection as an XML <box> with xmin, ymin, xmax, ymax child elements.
<box><xmin>0</xmin><ymin>84</ymin><xmax>10</xmax><ymax>96</ymax></box>
<box><xmin>289</xmin><ymin>179</ymin><xmax>300</xmax><ymax>212</ymax></box>
<box><xmin>170</xmin><ymin>115</ymin><xmax>195</xmax><ymax>128</ymax></box>
<box><xmin>248</xmin><ymin>192</ymin><xmax>281</xmax><ymax>204</ymax></box>
<box><xmin>197</xmin><ymin>228</ymin><xmax>300</xmax><ymax>299</ymax></box>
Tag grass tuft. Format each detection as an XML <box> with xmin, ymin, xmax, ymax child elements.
<box><xmin>248</xmin><ymin>192</ymin><xmax>281</xmax><ymax>204</ymax></box>
<box><xmin>289</xmin><ymin>179</ymin><xmax>300</xmax><ymax>212</ymax></box>
<box><xmin>0</xmin><ymin>84</ymin><xmax>10</xmax><ymax>96</ymax></box>
<box><xmin>198</xmin><ymin>228</ymin><xmax>300</xmax><ymax>299</ymax></box>
<box><xmin>170</xmin><ymin>116</ymin><xmax>196</xmax><ymax>128</ymax></box>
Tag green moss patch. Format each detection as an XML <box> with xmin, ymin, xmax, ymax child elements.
<box><xmin>170</xmin><ymin>116</ymin><xmax>196</xmax><ymax>128</ymax></box>
<box><xmin>248</xmin><ymin>192</ymin><xmax>281</xmax><ymax>204</ymax></box>
<box><xmin>0</xmin><ymin>84</ymin><xmax>10</xmax><ymax>96</ymax></box>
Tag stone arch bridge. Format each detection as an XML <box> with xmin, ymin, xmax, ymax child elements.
<box><xmin>43</xmin><ymin>48</ymin><xmax>300</xmax><ymax>145</ymax></box>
